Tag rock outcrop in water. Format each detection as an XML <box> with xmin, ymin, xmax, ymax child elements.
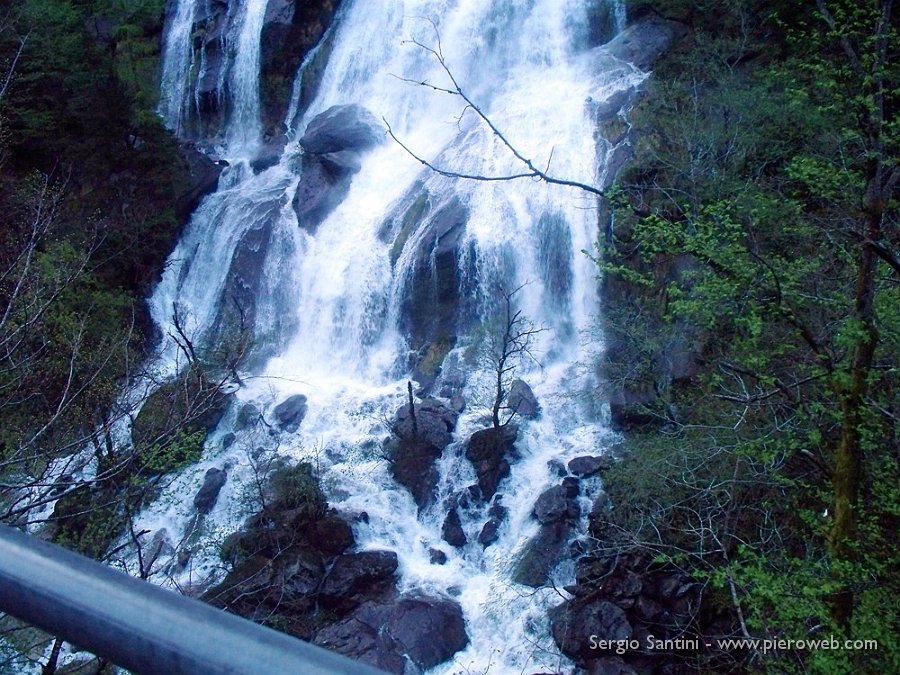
<box><xmin>205</xmin><ymin>460</ymin><xmax>468</xmax><ymax>672</ymax></box>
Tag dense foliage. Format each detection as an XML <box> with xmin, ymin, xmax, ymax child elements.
<box><xmin>0</xmin><ymin>0</ymin><xmax>217</xmax><ymax>558</ymax></box>
<box><xmin>598</xmin><ymin>0</ymin><xmax>898</xmax><ymax>671</ymax></box>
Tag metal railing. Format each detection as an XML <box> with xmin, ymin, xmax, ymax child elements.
<box><xmin>0</xmin><ymin>524</ymin><xmax>385</xmax><ymax>674</ymax></box>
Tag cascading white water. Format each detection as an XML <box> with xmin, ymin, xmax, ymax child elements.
<box><xmin>158</xmin><ymin>0</ymin><xmax>195</xmax><ymax>133</ymax></box>
<box><xmin>144</xmin><ymin>0</ymin><xmax>646</xmax><ymax>672</ymax></box>
<box><xmin>225</xmin><ymin>0</ymin><xmax>270</xmax><ymax>155</ymax></box>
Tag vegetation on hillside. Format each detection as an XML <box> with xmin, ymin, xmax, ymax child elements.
<box><xmin>597</xmin><ymin>0</ymin><xmax>898</xmax><ymax>671</ymax></box>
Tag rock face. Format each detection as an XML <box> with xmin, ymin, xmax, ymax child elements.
<box><xmin>550</xmin><ymin>547</ymin><xmax>706</xmax><ymax>673</ymax></box>
<box><xmin>272</xmin><ymin>394</ymin><xmax>308</xmax><ymax>432</ymax></box>
<box><xmin>398</xmin><ymin>196</ymin><xmax>473</xmax><ymax>354</ymax></box>
<box><xmin>385</xmin><ymin>398</ymin><xmax>458</xmax><ymax>510</ymax></box>
<box><xmin>465</xmin><ymin>425</ymin><xmax>517</xmax><ymax>501</ymax></box>
<box><xmin>604</xmin><ymin>15</ymin><xmax>690</xmax><ymax>70</ymax></box>
<box><xmin>315</xmin><ymin>595</ymin><xmax>468</xmax><ymax>673</ymax></box>
<box><xmin>319</xmin><ymin>551</ymin><xmax>399</xmax><ymax>612</ymax></box>
<box><xmin>194</xmin><ymin>468</ymin><xmax>227</xmax><ymax>513</ymax></box>
<box><xmin>507</xmin><ymin>379</ymin><xmax>540</xmax><ymax>419</ymax></box>
<box><xmin>299</xmin><ymin>104</ymin><xmax>382</xmax><ymax>155</ymax></box>
<box><xmin>292</xmin><ymin>104</ymin><xmax>383</xmax><ymax>232</ymax></box>
<box><xmin>568</xmin><ymin>454</ymin><xmax>612</xmax><ymax>477</ymax></box>
<box><xmin>441</xmin><ymin>508</ymin><xmax>467</xmax><ymax>548</ymax></box>
<box><xmin>513</xmin><ymin>479</ymin><xmax>580</xmax><ymax>587</ymax></box>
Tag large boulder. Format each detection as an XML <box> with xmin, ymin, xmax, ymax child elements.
<box><xmin>549</xmin><ymin>599</ymin><xmax>633</xmax><ymax>664</ymax></box>
<box><xmin>398</xmin><ymin>196</ymin><xmax>472</xmax><ymax>352</ymax></box>
<box><xmin>318</xmin><ymin>551</ymin><xmax>399</xmax><ymax>613</ymax></box>
<box><xmin>315</xmin><ymin>595</ymin><xmax>468</xmax><ymax>673</ymax></box>
<box><xmin>568</xmin><ymin>455</ymin><xmax>612</xmax><ymax>477</ymax></box>
<box><xmin>512</xmin><ymin>521</ymin><xmax>572</xmax><ymax>587</ymax></box>
<box><xmin>441</xmin><ymin>508</ymin><xmax>467</xmax><ymax>548</ymax></box>
<box><xmin>291</xmin><ymin>105</ymin><xmax>383</xmax><ymax>232</ymax></box>
<box><xmin>194</xmin><ymin>468</ymin><xmax>227</xmax><ymax>514</ymax></box>
<box><xmin>299</xmin><ymin>104</ymin><xmax>383</xmax><ymax>155</ymax></box>
<box><xmin>386</xmin><ymin>398</ymin><xmax>457</xmax><ymax>510</ymax></box>
<box><xmin>507</xmin><ymin>379</ymin><xmax>540</xmax><ymax>419</ymax></box>
<box><xmin>272</xmin><ymin>394</ymin><xmax>308</xmax><ymax>432</ymax></box>
<box><xmin>464</xmin><ymin>425</ymin><xmax>517</xmax><ymax>501</ymax></box>
<box><xmin>604</xmin><ymin>15</ymin><xmax>689</xmax><ymax>70</ymax></box>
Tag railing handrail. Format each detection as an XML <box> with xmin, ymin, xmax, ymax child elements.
<box><xmin>0</xmin><ymin>523</ymin><xmax>386</xmax><ymax>674</ymax></box>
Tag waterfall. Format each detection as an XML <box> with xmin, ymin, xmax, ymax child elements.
<box><xmin>158</xmin><ymin>0</ymin><xmax>195</xmax><ymax>133</ymax></box>
<box><xmin>147</xmin><ymin>0</ymin><xmax>645</xmax><ymax>672</ymax></box>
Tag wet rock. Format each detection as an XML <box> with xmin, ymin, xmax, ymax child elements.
<box><xmin>316</xmin><ymin>595</ymin><xmax>468</xmax><ymax>673</ymax></box>
<box><xmin>568</xmin><ymin>455</ymin><xmax>612</xmax><ymax>477</ymax></box>
<box><xmin>291</xmin><ymin>155</ymin><xmax>352</xmax><ymax>233</ymax></box>
<box><xmin>477</xmin><ymin>518</ymin><xmax>502</xmax><ymax>547</ymax></box>
<box><xmin>299</xmin><ymin>104</ymin><xmax>383</xmax><ymax>155</ymax></box>
<box><xmin>319</xmin><ymin>550</ymin><xmax>399</xmax><ymax>613</ymax></box>
<box><xmin>387</xmin><ymin>399</ymin><xmax>457</xmax><ymax>510</ymax></box>
<box><xmin>250</xmin><ymin>134</ymin><xmax>288</xmax><ymax>172</ymax></box>
<box><xmin>512</xmin><ymin>521</ymin><xmax>571</xmax><ymax>587</ymax></box>
<box><xmin>272</xmin><ymin>394</ymin><xmax>308</xmax><ymax>432</ymax></box>
<box><xmin>193</xmin><ymin>468</ymin><xmax>227</xmax><ymax>514</ymax></box>
<box><xmin>175</xmin><ymin>143</ymin><xmax>223</xmax><ymax>221</ymax></box>
<box><xmin>465</xmin><ymin>425</ymin><xmax>517</xmax><ymax>501</ymax></box>
<box><xmin>221</xmin><ymin>432</ymin><xmax>236</xmax><ymax>449</ymax></box>
<box><xmin>548</xmin><ymin>458</ymin><xmax>568</xmax><ymax>477</ymax></box>
<box><xmin>533</xmin><ymin>484</ymin><xmax>579</xmax><ymax>524</ymax></box>
<box><xmin>604</xmin><ymin>16</ymin><xmax>689</xmax><ymax>70</ymax></box>
<box><xmin>442</xmin><ymin>508</ymin><xmax>467</xmax><ymax>548</ymax></box>
<box><xmin>549</xmin><ymin>599</ymin><xmax>632</xmax><ymax>664</ymax></box>
<box><xmin>234</xmin><ymin>403</ymin><xmax>262</xmax><ymax>431</ymax></box>
<box><xmin>429</xmin><ymin>548</ymin><xmax>448</xmax><ymax>565</ymax></box>
<box><xmin>507</xmin><ymin>379</ymin><xmax>540</xmax><ymax>419</ymax></box>
<box><xmin>384</xmin><ymin>596</ymin><xmax>468</xmax><ymax>669</ymax></box>
<box><xmin>534</xmin><ymin>486</ymin><xmax>569</xmax><ymax>524</ymax></box>
<box><xmin>398</xmin><ymin>195</ymin><xmax>472</xmax><ymax>352</ymax></box>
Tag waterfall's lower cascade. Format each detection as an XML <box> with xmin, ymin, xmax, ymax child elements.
<box><xmin>141</xmin><ymin>0</ymin><xmax>649</xmax><ymax>672</ymax></box>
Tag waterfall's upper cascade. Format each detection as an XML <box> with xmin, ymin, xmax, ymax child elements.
<box><xmin>144</xmin><ymin>0</ymin><xmax>647</xmax><ymax>672</ymax></box>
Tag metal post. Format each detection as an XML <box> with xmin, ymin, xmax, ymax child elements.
<box><xmin>0</xmin><ymin>524</ymin><xmax>385</xmax><ymax>674</ymax></box>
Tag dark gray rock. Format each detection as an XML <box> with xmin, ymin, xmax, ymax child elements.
<box><xmin>250</xmin><ymin>135</ymin><xmax>287</xmax><ymax>172</ymax></box>
<box><xmin>175</xmin><ymin>144</ymin><xmax>223</xmax><ymax>221</ymax></box>
<box><xmin>568</xmin><ymin>455</ymin><xmax>612</xmax><ymax>477</ymax></box>
<box><xmin>507</xmin><ymin>379</ymin><xmax>540</xmax><ymax>419</ymax></box>
<box><xmin>397</xmin><ymin>195</ymin><xmax>472</xmax><ymax>352</ymax></box>
<box><xmin>234</xmin><ymin>403</ymin><xmax>262</xmax><ymax>431</ymax></box>
<box><xmin>291</xmin><ymin>154</ymin><xmax>352</xmax><ymax>234</ymax></box>
<box><xmin>194</xmin><ymin>468</ymin><xmax>227</xmax><ymax>514</ymax></box>
<box><xmin>316</xmin><ymin>595</ymin><xmax>468</xmax><ymax>673</ymax></box>
<box><xmin>549</xmin><ymin>599</ymin><xmax>632</xmax><ymax>663</ymax></box>
<box><xmin>319</xmin><ymin>550</ymin><xmax>399</xmax><ymax>613</ymax></box>
<box><xmin>477</xmin><ymin>518</ymin><xmax>502</xmax><ymax>547</ymax></box>
<box><xmin>272</xmin><ymin>394</ymin><xmax>308</xmax><ymax>432</ymax></box>
<box><xmin>429</xmin><ymin>548</ymin><xmax>448</xmax><ymax>565</ymax></box>
<box><xmin>513</xmin><ymin>521</ymin><xmax>571</xmax><ymax>587</ymax></box>
<box><xmin>442</xmin><ymin>508</ymin><xmax>467</xmax><ymax>548</ymax></box>
<box><xmin>608</xmin><ymin>385</ymin><xmax>659</xmax><ymax>430</ymax></box>
<box><xmin>387</xmin><ymin>399</ymin><xmax>457</xmax><ymax>510</ymax></box>
<box><xmin>604</xmin><ymin>16</ymin><xmax>689</xmax><ymax>70</ymax></box>
<box><xmin>465</xmin><ymin>425</ymin><xmax>517</xmax><ymax>501</ymax></box>
<box><xmin>534</xmin><ymin>485</ymin><xmax>570</xmax><ymax>524</ymax></box>
<box><xmin>299</xmin><ymin>104</ymin><xmax>383</xmax><ymax>155</ymax></box>
<box><xmin>385</xmin><ymin>596</ymin><xmax>468</xmax><ymax>669</ymax></box>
